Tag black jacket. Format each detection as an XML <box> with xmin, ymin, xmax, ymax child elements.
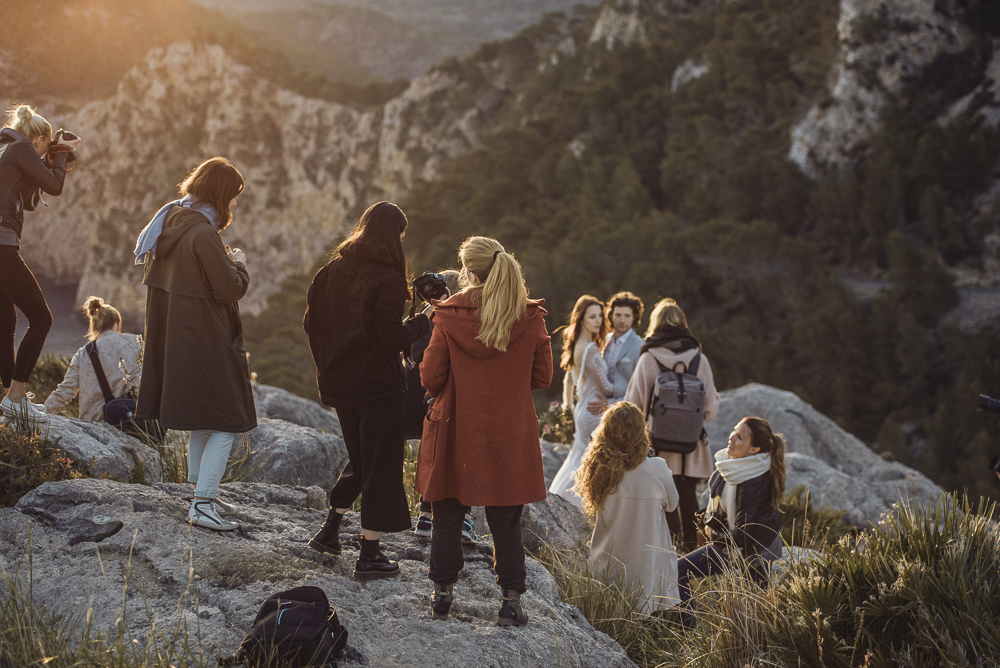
<box><xmin>0</xmin><ymin>128</ymin><xmax>67</xmax><ymax>239</ymax></box>
<box><xmin>303</xmin><ymin>242</ymin><xmax>429</xmax><ymax>408</ymax></box>
<box><xmin>706</xmin><ymin>470</ymin><xmax>783</xmax><ymax>561</ymax></box>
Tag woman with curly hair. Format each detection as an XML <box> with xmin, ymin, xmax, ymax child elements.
<box><xmin>573</xmin><ymin>401</ymin><xmax>680</xmax><ymax>616</ymax></box>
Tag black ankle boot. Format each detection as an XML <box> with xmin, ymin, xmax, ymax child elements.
<box><xmin>308</xmin><ymin>510</ymin><xmax>344</xmax><ymax>556</ymax></box>
<box><xmin>431</xmin><ymin>583</ymin><xmax>454</xmax><ymax>620</ymax></box>
<box><xmin>353</xmin><ymin>538</ymin><xmax>400</xmax><ymax>580</ymax></box>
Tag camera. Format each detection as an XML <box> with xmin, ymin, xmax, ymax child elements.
<box><xmin>53</xmin><ymin>129</ymin><xmax>79</xmax><ymax>144</ymax></box>
<box><xmin>413</xmin><ymin>271</ymin><xmax>449</xmax><ymax>302</ymax></box>
<box><xmin>979</xmin><ymin>394</ymin><xmax>1000</xmax><ymax>413</ymax></box>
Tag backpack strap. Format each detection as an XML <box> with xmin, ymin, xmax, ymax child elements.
<box><xmin>644</xmin><ymin>358</ymin><xmax>670</xmax><ymax>420</ymax></box>
<box><xmin>85</xmin><ymin>341</ymin><xmax>116</xmax><ymax>405</ymax></box>
<box><xmin>687</xmin><ymin>351</ymin><xmax>702</xmax><ymax>377</ymax></box>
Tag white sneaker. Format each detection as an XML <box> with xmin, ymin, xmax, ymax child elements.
<box><xmin>187</xmin><ymin>500</ymin><xmax>237</xmax><ymax>531</ymax></box>
<box><xmin>214</xmin><ymin>497</ymin><xmax>238</xmax><ymax>517</ymax></box>
<box><xmin>1</xmin><ymin>396</ymin><xmax>50</xmax><ymax>422</ymax></box>
<box><xmin>24</xmin><ymin>392</ymin><xmax>46</xmax><ymax>412</ymax></box>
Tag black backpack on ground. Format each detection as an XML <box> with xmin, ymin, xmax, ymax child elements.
<box><xmin>219</xmin><ymin>586</ymin><xmax>348</xmax><ymax>668</ymax></box>
<box><xmin>85</xmin><ymin>341</ymin><xmax>165</xmax><ymax>444</ymax></box>
<box><xmin>645</xmin><ymin>352</ymin><xmax>706</xmax><ymax>455</ymax></box>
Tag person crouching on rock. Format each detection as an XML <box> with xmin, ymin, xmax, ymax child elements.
<box><xmin>573</xmin><ymin>401</ymin><xmax>681</xmax><ymax>616</ymax></box>
<box><xmin>415</xmin><ymin>236</ymin><xmax>553</xmax><ymax>627</ymax></box>
<box><xmin>303</xmin><ymin>201</ymin><xmax>431</xmax><ymax>580</ymax></box>
<box><xmin>134</xmin><ymin>157</ymin><xmax>256</xmax><ymax>532</ymax></box>
<box><xmin>44</xmin><ymin>297</ymin><xmax>143</xmax><ymax>422</ymax></box>
<box><xmin>676</xmin><ymin>416</ymin><xmax>785</xmax><ymax>629</ymax></box>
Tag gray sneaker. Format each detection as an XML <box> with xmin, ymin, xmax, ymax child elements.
<box><xmin>0</xmin><ymin>396</ymin><xmax>50</xmax><ymax>422</ymax></box>
<box><xmin>187</xmin><ymin>500</ymin><xmax>237</xmax><ymax>531</ymax></box>
<box><xmin>214</xmin><ymin>498</ymin><xmax>238</xmax><ymax>516</ymax></box>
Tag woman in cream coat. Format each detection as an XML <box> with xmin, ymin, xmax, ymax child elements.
<box><xmin>573</xmin><ymin>402</ymin><xmax>680</xmax><ymax>615</ymax></box>
<box><xmin>624</xmin><ymin>298</ymin><xmax>720</xmax><ymax>553</ymax></box>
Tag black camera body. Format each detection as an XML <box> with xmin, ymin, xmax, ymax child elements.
<box><xmin>979</xmin><ymin>394</ymin><xmax>1000</xmax><ymax>413</ymax></box>
<box><xmin>53</xmin><ymin>129</ymin><xmax>79</xmax><ymax>144</ymax></box>
<box><xmin>413</xmin><ymin>271</ymin><xmax>449</xmax><ymax>302</ymax></box>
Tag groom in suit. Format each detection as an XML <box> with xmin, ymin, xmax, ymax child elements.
<box><xmin>588</xmin><ymin>291</ymin><xmax>645</xmax><ymax>415</ymax></box>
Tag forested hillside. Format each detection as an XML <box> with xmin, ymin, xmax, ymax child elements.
<box><xmin>246</xmin><ymin>0</ymin><xmax>1000</xmax><ymax>502</ymax></box>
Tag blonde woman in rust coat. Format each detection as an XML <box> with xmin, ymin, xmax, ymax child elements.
<box><xmin>416</xmin><ymin>235</ymin><xmax>553</xmax><ymax>627</ymax></box>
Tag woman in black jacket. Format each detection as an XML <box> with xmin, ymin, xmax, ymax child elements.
<box><xmin>0</xmin><ymin>105</ymin><xmax>79</xmax><ymax>422</ymax></box>
<box><xmin>676</xmin><ymin>416</ymin><xmax>785</xmax><ymax>629</ymax></box>
<box><xmin>303</xmin><ymin>201</ymin><xmax>430</xmax><ymax>579</ymax></box>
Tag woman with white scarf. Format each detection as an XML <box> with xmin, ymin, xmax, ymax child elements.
<box><xmin>676</xmin><ymin>416</ymin><xmax>785</xmax><ymax>629</ymax></box>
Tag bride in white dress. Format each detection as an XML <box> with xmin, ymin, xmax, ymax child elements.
<box><xmin>549</xmin><ymin>296</ymin><xmax>614</xmax><ymax>507</ymax></box>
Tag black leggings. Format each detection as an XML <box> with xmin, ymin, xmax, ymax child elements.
<box><xmin>666</xmin><ymin>474</ymin><xmax>701</xmax><ymax>550</ymax></box>
<box><xmin>0</xmin><ymin>246</ymin><xmax>52</xmax><ymax>388</ymax></box>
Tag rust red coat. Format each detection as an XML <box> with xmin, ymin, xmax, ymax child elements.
<box><xmin>415</xmin><ymin>292</ymin><xmax>553</xmax><ymax>506</ymax></box>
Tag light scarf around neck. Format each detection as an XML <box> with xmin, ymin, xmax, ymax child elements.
<box><xmin>133</xmin><ymin>195</ymin><xmax>219</xmax><ymax>265</ymax></box>
<box><xmin>714</xmin><ymin>448</ymin><xmax>771</xmax><ymax>485</ymax></box>
<box><xmin>714</xmin><ymin>449</ymin><xmax>772</xmax><ymax>530</ymax></box>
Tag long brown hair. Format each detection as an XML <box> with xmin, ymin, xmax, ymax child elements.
<box><xmin>179</xmin><ymin>157</ymin><xmax>244</xmax><ymax>230</ymax></box>
<box><xmin>335</xmin><ymin>201</ymin><xmax>408</xmax><ymax>279</ymax></box>
<box><xmin>558</xmin><ymin>295</ymin><xmax>607</xmax><ymax>370</ymax></box>
<box><xmin>742</xmin><ymin>416</ymin><xmax>787</xmax><ymax>507</ymax></box>
<box><xmin>572</xmin><ymin>402</ymin><xmax>651</xmax><ymax>518</ymax></box>
<box><xmin>458</xmin><ymin>236</ymin><xmax>527</xmax><ymax>352</ymax></box>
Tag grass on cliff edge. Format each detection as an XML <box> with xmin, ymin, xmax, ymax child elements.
<box><xmin>538</xmin><ymin>494</ymin><xmax>1000</xmax><ymax>668</ymax></box>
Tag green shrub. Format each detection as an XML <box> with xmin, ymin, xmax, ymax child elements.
<box><xmin>0</xmin><ymin>423</ymin><xmax>83</xmax><ymax>507</ymax></box>
<box><xmin>781</xmin><ymin>485</ymin><xmax>856</xmax><ymax>549</ymax></box>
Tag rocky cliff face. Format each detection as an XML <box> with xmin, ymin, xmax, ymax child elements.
<box><xmin>24</xmin><ymin>37</ymin><xmax>551</xmax><ymax>319</ymax></box>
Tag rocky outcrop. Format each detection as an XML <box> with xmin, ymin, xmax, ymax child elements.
<box><xmin>704</xmin><ymin>384</ymin><xmax>945</xmax><ymax>527</ymax></box>
<box><xmin>522</xmin><ymin>493</ymin><xmax>593</xmax><ymax>554</ymax></box>
<box><xmin>789</xmin><ymin>0</ymin><xmax>976</xmax><ymax>176</ymax></box>
<box><xmin>254</xmin><ymin>383</ymin><xmax>341</xmax><ymax>434</ymax></box>
<box><xmin>44</xmin><ymin>415</ymin><xmax>164</xmax><ymax>483</ymax></box>
<box><xmin>1</xmin><ymin>478</ymin><xmax>636</xmax><ymax>668</ymax></box>
<box><xmin>243</xmin><ymin>418</ymin><xmax>349</xmax><ymax>490</ymax></box>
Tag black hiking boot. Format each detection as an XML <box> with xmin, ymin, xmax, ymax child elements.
<box><xmin>353</xmin><ymin>538</ymin><xmax>400</xmax><ymax>580</ymax></box>
<box><xmin>431</xmin><ymin>583</ymin><xmax>454</xmax><ymax>620</ymax></box>
<box><xmin>308</xmin><ymin>510</ymin><xmax>344</xmax><ymax>556</ymax></box>
<box><xmin>497</xmin><ymin>589</ymin><xmax>528</xmax><ymax>627</ymax></box>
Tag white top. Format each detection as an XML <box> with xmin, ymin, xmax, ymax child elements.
<box><xmin>589</xmin><ymin>457</ymin><xmax>681</xmax><ymax>614</ymax></box>
<box><xmin>44</xmin><ymin>331</ymin><xmax>143</xmax><ymax>422</ymax></box>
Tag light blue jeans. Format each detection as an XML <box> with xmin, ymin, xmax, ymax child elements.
<box><xmin>187</xmin><ymin>430</ymin><xmax>238</xmax><ymax>498</ymax></box>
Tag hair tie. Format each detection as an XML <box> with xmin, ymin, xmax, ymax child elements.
<box><xmin>493</xmin><ymin>250</ymin><xmax>501</xmax><ymax>260</ymax></box>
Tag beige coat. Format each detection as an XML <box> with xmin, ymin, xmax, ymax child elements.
<box><xmin>589</xmin><ymin>457</ymin><xmax>680</xmax><ymax>615</ymax></box>
<box><xmin>44</xmin><ymin>331</ymin><xmax>143</xmax><ymax>422</ymax></box>
<box><xmin>623</xmin><ymin>347</ymin><xmax>721</xmax><ymax>479</ymax></box>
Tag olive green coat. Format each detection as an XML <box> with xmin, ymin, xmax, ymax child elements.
<box><xmin>135</xmin><ymin>207</ymin><xmax>257</xmax><ymax>433</ymax></box>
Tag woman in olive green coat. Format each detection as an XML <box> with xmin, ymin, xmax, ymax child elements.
<box><xmin>135</xmin><ymin>157</ymin><xmax>256</xmax><ymax>532</ymax></box>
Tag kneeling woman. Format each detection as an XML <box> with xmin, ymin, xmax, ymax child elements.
<box><xmin>44</xmin><ymin>297</ymin><xmax>142</xmax><ymax>421</ymax></box>
<box><xmin>573</xmin><ymin>402</ymin><xmax>680</xmax><ymax>616</ymax></box>
<box><xmin>677</xmin><ymin>416</ymin><xmax>785</xmax><ymax>628</ymax></box>
<box><xmin>416</xmin><ymin>236</ymin><xmax>553</xmax><ymax>627</ymax></box>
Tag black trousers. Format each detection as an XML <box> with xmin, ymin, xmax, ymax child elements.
<box><xmin>666</xmin><ymin>474</ymin><xmax>701</xmax><ymax>549</ymax></box>
<box><xmin>429</xmin><ymin>497</ymin><xmax>526</xmax><ymax>592</ymax></box>
<box><xmin>329</xmin><ymin>399</ymin><xmax>412</xmax><ymax>533</ymax></box>
<box><xmin>0</xmin><ymin>246</ymin><xmax>52</xmax><ymax>387</ymax></box>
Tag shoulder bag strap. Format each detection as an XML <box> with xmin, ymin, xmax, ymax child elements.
<box><xmin>85</xmin><ymin>341</ymin><xmax>116</xmax><ymax>405</ymax></box>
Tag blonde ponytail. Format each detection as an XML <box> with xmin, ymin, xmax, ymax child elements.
<box><xmin>4</xmin><ymin>105</ymin><xmax>52</xmax><ymax>142</ymax></box>
<box><xmin>81</xmin><ymin>296</ymin><xmax>121</xmax><ymax>341</ymax></box>
<box><xmin>458</xmin><ymin>236</ymin><xmax>527</xmax><ymax>352</ymax></box>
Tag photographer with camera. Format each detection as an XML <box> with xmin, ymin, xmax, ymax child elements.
<box><xmin>415</xmin><ymin>236</ymin><xmax>552</xmax><ymax>627</ymax></box>
<box><xmin>303</xmin><ymin>201</ymin><xmax>430</xmax><ymax>579</ymax></box>
<box><xmin>0</xmin><ymin>105</ymin><xmax>80</xmax><ymax>422</ymax></box>
<box><xmin>676</xmin><ymin>416</ymin><xmax>785</xmax><ymax>629</ymax></box>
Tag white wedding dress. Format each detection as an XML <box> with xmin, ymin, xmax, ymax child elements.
<box><xmin>548</xmin><ymin>342</ymin><xmax>614</xmax><ymax>508</ymax></box>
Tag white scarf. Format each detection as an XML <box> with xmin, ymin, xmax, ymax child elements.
<box><xmin>714</xmin><ymin>449</ymin><xmax>772</xmax><ymax>530</ymax></box>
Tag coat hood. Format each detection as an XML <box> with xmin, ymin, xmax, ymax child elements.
<box><xmin>430</xmin><ymin>291</ymin><xmax>546</xmax><ymax>359</ymax></box>
<box><xmin>155</xmin><ymin>207</ymin><xmax>212</xmax><ymax>259</ymax></box>
<box><xmin>0</xmin><ymin>128</ymin><xmax>27</xmax><ymax>145</ymax></box>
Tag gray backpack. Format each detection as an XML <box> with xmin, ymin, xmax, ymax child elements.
<box><xmin>645</xmin><ymin>353</ymin><xmax>706</xmax><ymax>455</ymax></box>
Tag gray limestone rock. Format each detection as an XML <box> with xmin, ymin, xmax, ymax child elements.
<box><xmin>704</xmin><ymin>384</ymin><xmax>944</xmax><ymax>528</ymax></box>
<box><xmin>253</xmin><ymin>384</ymin><xmax>341</xmax><ymax>435</ymax></box>
<box><xmin>43</xmin><ymin>415</ymin><xmax>164</xmax><ymax>483</ymax></box>
<box><xmin>244</xmin><ymin>418</ymin><xmax>348</xmax><ymax>490</ymax></box>
<box><xmin>522</xmin><ymin>493</ymin><xmax>593</xmax><ymax>555</ymax></box>
<box><xmin>541</xmin><ymin>438</ymin><xmax>569</xmax><ymax>487</ymax></box>
<box><xmin>2</xmin><ymin>478</ymin><xmax>636</xmax><ymax>668</ymax></box>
